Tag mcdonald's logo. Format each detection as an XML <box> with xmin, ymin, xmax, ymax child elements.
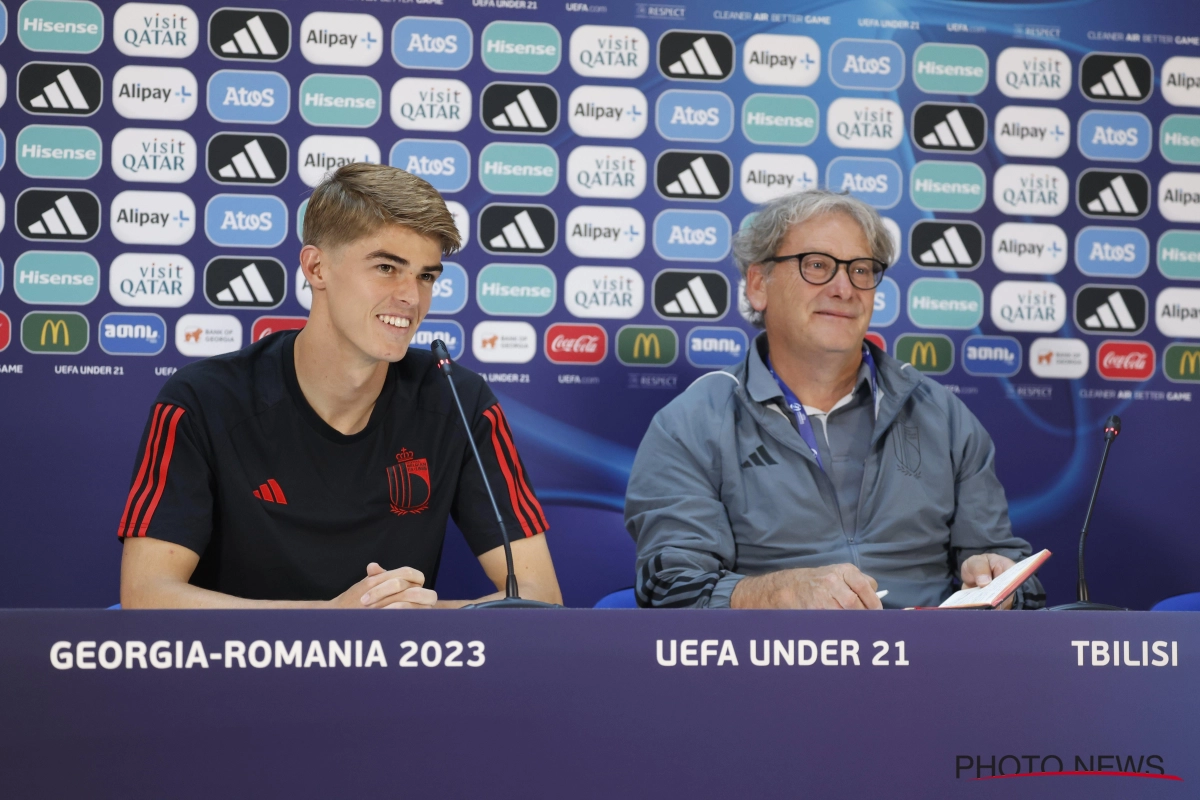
<box><xmin>895</xmin><ymin>333</ymin><xmax>953</xmax><ymax>375</ymax></box>
<box><xmin>21</xmin><ymin>312</ymin><xmax>89</xmax><ymax>354</ymax></box>
<box><xmin>617</xmin><ymin>325</ymin><xmax>677</xmax><ymax>366</ymax></box>
<box><xmin>1164</xmin><ymin>343</ymin><xmax>1200</xmax><ymax>383</ymax></box>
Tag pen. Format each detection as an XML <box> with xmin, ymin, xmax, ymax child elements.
<box><xmin>875</xmin><ymin>590</ymin><xmax>888</xmax><ymax>599</ymax></box>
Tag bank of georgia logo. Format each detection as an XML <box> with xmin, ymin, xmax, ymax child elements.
<box><xmin>912</xmin><ymin>103</ymin><xmax>986</xmax><ymax>153</ymax></box>
<box><xmin>18</xmin><ymin>62</ymin><xmax>102</xmax><ymax>115</ymax></box>
<box><xmin>387</xmin><ymin>448</ymin><xmax>430</xmax><ymax>515</ymax></box>
<box><xmin>209</xmin><ymin>9</ymin><xmax>291</xmax><ymax>61</ymax></box>
<box><xmin>910</xmin><ymin>220</ymin><xmax>984</xmax><ymax>270</ymax></box>
<box><xmin>658</xmin><ymin>31</ymin><xmax>735</xmax><ymax>81</ymax></box>
<box><xmin>478</xmin><ymin>204</ymin><xmax>557</xmax><ymax>255</ymax></box>
<box><xmin>16</xmin><ymin>189</ymin><xmax>101</xmax><ymax>242</ymax></box>
<box><xmin>481</xmin><ymin>83</ymin><xmax>559</xmax><ymax>134</ymax></box>
<box><xmin>1080</xmin><ymin>53</ymin><xmax>1153</xmax><ymax>103</ymax></box>
<box><xmin>206</xmin><ymin>133</ymin><xmax>289</xmax><ymax>185</ymax></box>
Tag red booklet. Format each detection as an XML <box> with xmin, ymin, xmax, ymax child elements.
<box><xmin>910</xmin><ymin>549</ymin><xmax>1052</xmax><ymax>610</ymax></box>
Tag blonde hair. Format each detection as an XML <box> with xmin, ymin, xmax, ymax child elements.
<box><xmin>302</xmin><ymin>162</ymin><xmax>461</xmax><ymax>255</ymax></box>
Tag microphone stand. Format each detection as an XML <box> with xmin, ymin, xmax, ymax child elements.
<box><xmin>431</xmin><ymin>340</ymin><xmax>559</xmax><ymax>609</ymax></box>
<box><xmin>1051</xmin><ymin>415</ymin><xmax>1125</xmax><ymax>611</ymax></box>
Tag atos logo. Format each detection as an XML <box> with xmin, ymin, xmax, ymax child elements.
<box><xmin>655</xmin><ymin>89</ymin><xmax>733</xmax><ymax>142</ymax></box>
<box><xmin>826</xmin><ymin>157</ymin><xmax>902</xmax><ymax>209</ymax></box>
<box><xmin>392</xmin><ymin>17</ymin><xmax>472</xmax><ymax>71</ymax></box>
<box><xmin>653</xmin><ymin>209</ymin><xmax>731</xmax><ymax>262</ymax></box>
<box><xmin>251</xmin><ymin>316</ymin><xmax>307</xmax><ymax>343</ymax></box>
<box><xmin>114</xmin><ymin>3</ymin><xmax>199</xmax><ymax>59</ymax></box>
<box><xmin>740</xmin><ymin>153</ymin><xmax>817</xmax><ymax>204</ymax></box>
<box><xmin>1075</xmin><ymin>227</ymin><xmax>1149</xmax><ymax>278</ymax></box>
<box><xmin>207</xmin><ymin>70</ymin><xmax>290</xmax><ymax>124</ymax></box>
<box><xmin>112</xmin><ymin>65</ymin><xmax>197</xmax><ymax>121</ymax></box>
<box><xmin>428</xmin><ymin>262</ymin><xmax>468</xmax><ymax>315</ymax></box>
<box><xmin>829</xmin><ymin>39</ymin><xmax>904</xmax><ymax>91</ymax></box>
<box><xmin>99</xmin><ymin>312</ymin><xmax>166</xmax><ymax>356</ymax></box>
<box><xmin>961</xmin><ymin>335</ymin><xmax>1021</xmax><ymax>377</ymax></box>
<box><xmin>300</xmin><ymin>12</ymin><xmax>384</xmax><ymax>68</ymax></box>
<box><xmin>389</xmin><ymin>139</ymin><xmax>469</xmax><ymax>194</ymax></box>
<box><xmin>544</xmin><ymin>323</ymin><xmax>607</xmax><ymax>365</ymax></box>
<box><xmin>111</xmin><ymin>190</ymin><xmax>195</xmax><ymax>246</ymax></box>
<box><xmin>1097</xmin><ymin>340</ymin><xmax>1155</xmax><ymax>381</ymax></box>
<box><xmin>686</xmin><ymin>326</ymin><xmax>748</xmax><ymax>368</ymax></box>
<box><xmin>205</xmin><ymin>194</ymin><xmax>287</xmax><ymax>248</ymax></box>
<box><xmin>871</xmin><ymin>276</ymin><xmax>900</xmax><ymax>327</ymax></box>
<box><xmin>1078</xmin><ymin>110</ymin><xmax>1152</xmax><ymax>162</ymax></box>
<box><xmin>209</xmin><ymin>9</ymin><xmax>290</xmax><ymax>62</ymax></box>
<box><xmin>412</xmin><ymin>320</ymin><xmax>465</xmax><ymax>360</ymax></box>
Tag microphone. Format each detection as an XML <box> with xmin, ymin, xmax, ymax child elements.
<box><xmin>1051</xmin><ymin>414</ymin><xmax>1126</xmax><ymax>612</ymax></box>
<box><xmin>430</xmin><ymin>339</ymin><xmax>559</xmax><ymax>609</ymax></box>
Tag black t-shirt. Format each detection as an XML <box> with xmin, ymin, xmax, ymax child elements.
<box><xmin>116</xmin><ymin>330</ymin><xmax>548</xmax><ymax>601</ymax></box>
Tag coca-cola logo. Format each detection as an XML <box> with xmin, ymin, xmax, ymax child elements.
<box><xmin>1097</xmin><ymin>341</ymin><xmax>1154</xmax><ymax>380</ymax></box>
<box><xmin>544</xmin><ymin>323</ymin><xmax>607</xmax><ymax>364</ymax></box>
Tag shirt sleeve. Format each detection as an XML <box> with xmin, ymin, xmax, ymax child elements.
<box><xmin>946</xmin><ymin>396</ymin><xmax>1046</xmax><ymax>610</ymax></box>
<box><xmin>116</xmin><ymin>402</ymin><xmax>215</xmax><ymax>558</ymax></box>
<box><xmin>625</xmin><ymin>409</ymin><xmax>745</xmax><ymax>609</ymax></box>
<box><xmin>450</xmin><ymin>385</ymin><xmax>548</xmax><ymax>557</ymax></box>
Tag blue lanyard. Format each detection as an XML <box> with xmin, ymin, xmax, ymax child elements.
<box><xmin>767</xmin><ymin>344</ymin><xmax>878</xmax><ymax>472</ymax></box>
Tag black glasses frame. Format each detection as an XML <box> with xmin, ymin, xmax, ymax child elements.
<box><xmin>762</xmin><ymin>251</ymin><xmax>888</xmax><ymax>290</ymax></box>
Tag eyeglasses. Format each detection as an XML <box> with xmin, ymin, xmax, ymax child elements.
<box><xmin>762</xmin><ymin>252</ymin><xmax>888</xmax><ymax>290</ymax></box>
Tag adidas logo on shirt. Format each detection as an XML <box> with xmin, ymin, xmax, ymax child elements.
<box><xmin>1074</xmin><ymin>285</ymin><xmax>1147</xmax><ymax>335</ymax></box>
<box><xmin>481</xmin><ymin>83</ymin><xmax>559</xmax><ymax>134</ymax></box>
<box><xmin>253</xmin><ymin>479</ymin><xmax>288</xmax><ymax>504</ymax></box>
<box><xmin>204</xmin><ymin>257</ymin><xmax>287</xmax><ymax>309</ymax></box>
<box><xmin>209</xmin><ymin>9</ymin><xmax>291</xmax><ymax>61</ymax></box>
<box><xmin>658</xmin><ymin>31</ymin><xmax>735</xmax><ymax>81</ymax></box>
<box><xmin>206</xmin><ymin>133</ymin><xmax>289</xmax><ymax>185</ymax></box>
<box><xmin>16</xmin><ymin>189</ymin><xmax>101</xmax><ymax>242</ymax></box>
<box><xmin>740</xmin><ymin>444</ymin><xmax>778</xmax><ymax>468</ymax></box>
<box><xmin>910</xmin><ymin>221</ymin><xmax>984</xmax><ymax>270</ymax></box>
<box><xmin>18</xmin><ymin>63</ymin><xmax>103</xmax><ymax>116</ymax></box>
<box><xmin>655</xmin><ymin>151</ymin><xmax>732</xmax><ymax>201</ymax></box>
<box><xmin>1080</xmin><ymin>53</ymin><xmax>1152</xmax><ymax>102</ymax></box>
<box><xmin>1077</xmin><ymin>169</ymin><xmax>1150</xmax><ymax>220</ymax></box>
<box><xmin>478</xmin><ymin>204</ymin><xmax>557</xmax><ymax>255</ymax></box>
<box><xmin>912</xmin><ymin>103</ymin><xmax>986</xmax><ymax>153</ymax></box>
<box><xmin>652</xmin><ymin>269</ymin><xmax>729</xmax><ymax>320</ymax></box>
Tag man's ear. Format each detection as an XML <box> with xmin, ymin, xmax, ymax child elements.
<box><xmin>299</xmin><ymin>245</ymin><xmax>327</xmax><ymax>290</ymax></box>
<box><xmin>745</xmin><ymin>262</ymin><xmax>769</xmax><ymax>313</ymax></box>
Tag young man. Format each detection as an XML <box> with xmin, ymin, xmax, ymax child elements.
<box><xmin>118</xmin><ymin>163</ymin><xmax>561</xmax><ymax>609</ymax></box>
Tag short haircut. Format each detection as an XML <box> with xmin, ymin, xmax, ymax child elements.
<box><xmin>302</xmin><ymin>162</ymin><xmax>461</xmax><ymax>255</ymax></box>
<box><xmin>731</xmin><ymin>189</ymin><xmax>895</xmax><ymax>327</ymax></box>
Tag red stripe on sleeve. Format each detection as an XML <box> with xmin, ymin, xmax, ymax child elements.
<box><xmin>118</xmin><ymin>404</ymin><xmax>165</xmax><ymax>538</ymax></box>
<box><xmin>267</xmin><ymin>479</ymin><xmax>287</xmax><ymax>505</ymax></box>
<box><xmin>482</xmin><ymin>407</ymin><xmax>534</xmax><ymax>538</ymax></box>
<box><xmin>493</xmin><ymin>405</ymin><xmax>548</xmax><ymax>532</ymax></box>
<box><xmin>123</xmin><ymin>404</ymin><xmax>174</xmax><ymax>538</ymax></box>
<box><xmin>133</xmin><ymin>406</ymin><xmax>185</xmax><ymax>537</ymax></box>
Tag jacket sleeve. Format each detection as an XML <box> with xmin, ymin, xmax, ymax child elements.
<box><xmin>625</xmin><ymin>406</ymin><xmax>745</xmax><ymax>609</ymax></box>
<box><xmin>946</xmin><ymin>396</ymin><xmax>1046</xmax><ymax>610</ymax></box>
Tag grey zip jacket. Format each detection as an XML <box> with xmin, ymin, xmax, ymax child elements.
<box><xmin>626</xmin><ymin>335</ymin><xmax>1045</xmax><ymax>610</ymax></box>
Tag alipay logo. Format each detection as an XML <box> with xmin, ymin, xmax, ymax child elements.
<box><xmin>564</xmin><ymin>266</ymin><xmax>644</xmax><ymax>319</ymax></box>
<box><xmin>994</xmin><ymin>105</ymin><xmax>1070</xmax><ymax>159</ymax></box>
<box><xmin>740</xmin><ymin>153</ymin><xmax>816</xmax><ymax>204</ymax></box>
<box><xmin>18</xmin><ymin>62</ymin><xmax>103</xmax><ymax>116</ymax></box>
<box><xmin>207</xmin><ymin>70</ymin><xmax>289</xmax><ymax>124</ymax></box>
<box><xmin>653</xmin><ymin>209</ymin><xmax>730</xmax><ymax>262</ymax></box>
<box><xmin>565</xmin><ymin>206</ymin><xmax>644</xmax><ymax>259</ymax></box>
<box><xmin>1156</xmin><ymin>287</ymin><xmax>1200</xmax><ymax>338</ymax></box>
<box><xmin>412</xmin><ymin>320</ymin><xmax>465</xmax><ymax>360</ymax></box>
<box><xmin>297</xmin><ymin>135</ymin><xmax>381</xmax><ymax>188</ymax></box>
<box><xmin>962</xmin><ymin>335</ymin><xmax>1021</xmax><ymax>377</ymax></box>
<box><xmin>656</xmin><ymin>89</ymin><xmax>733</xmax><ymax>142</ymax></box>
<box><xmin>475</xmin><ymin>264</ymin><xmax>557</xmax><ymax>316</ymax></box>
<box><xmin>1075</xmin><ymin>227</ymin><xmax>1149</xmax><ymax>278</ymax></box>
<box><xmin>428</xmin><ymin>262</ymin><xmax>468</xmax><ymax>315</ymax></box>
<box><xmin>1078</xmin><ymin>110</ymin><xmax>1152</xmax><ymax>162</ymax></box>
<box><xmin>906</xmin><ymin>278</ymin><xmax>984</xmax><ymax>329</ymax></box>
<box><xmin>569</xmin><ymin>85</ymin><xmax>648</xmax><ymax>139</ymax></box>
<box><xmin>482</xmin><ymin>21</ymin><xmax>561</xmax><ymax>74</ymax></box>
<box><xmin>993</xmin><ymin>164</ymin><xmax>1068</xmax><ymax>217</ymax></box>
<box><xmin>205</xmin><ymin>194</ymin><xmax>287</xmax><ymax>248</ymax></box>
<box><xmin>826</xmin><ymin>98</ymin><xmax>903</xmax><ymax>150</ymax></box>
<box><xmin>111</xmin><ymin>190</ymin><xmax>194</xmax><ymax>246</ymax></box>
<box><xmin>391</xmin><ymin>139</ymin><xmax>470</xmax><ymax>194</ymax></box>
<box><xmin>872</xmin><ymin>276</ymin><xmax>900</xmax><ymax>327</ymax></box>
<box><xmin>826</xmin><ymin>157</ymin><xmax>902</xmax><ymax>209</ymax></box>
<box><xmin>570</xmin><ymin>25</ymin><xmax>648</xmax><ymax>80</ymax></box>
<box><xmin>1158</xmin><ymin>172</ymin><xmax>1200</xmax><ymax>224</ymax></box>
<box><xmin>1162</xmin><ymin>56</ymin><xmax>1200</xmax><ymax>108</ymax></box>
<box><xmin>686</xmin><ymin>326</ymin><xmax>748</xmax><ymax>368</ymax></box>
<box><xmin>112</xmin><ymin>65</ymin><xmax>197</xmax><ymax>121</ymax></box>
<box><xmin>992</xmin><ymin>222</ymin><xmax>1067</xmax><ymax>275</ymax></box>
<box><xmin>175</xmin><ymin>314</ymin><xmax>242</xmax><ymax>357</ymax></box>
<box><xmin>300</xmin><ymin>74</ymin><xmax>381</xmax><ymax>128</ymax></box>
<box><xmin>112</xmin><ymin>127</ymin><xmax>197</xmax><ymax>183</ymax></box>
<box><xmin>996</xmin><ymin>47</ymin><xmax>1071</xmax><ymax>100</ymax></box>
<box><xmin>911</xmin><ymin>161</ymin><xmax>986</xmax><ymax>213</ymax></box>
<box><xmin>99</xmin><ymin>312</ymin><xmax>166</xmax><ymax>356</ymax></box>
<box><xmin>393</xmin><ymin>17</ymin><xmax>472</xmax><ymax>71</ymax></box>
<box><xmin>19</xmin><ymin>0</ymin><xmax>103</xmax><ymax>53</ymax></box>
<box><xmin>741</xmin><ymin>33</ymin><xmax>817</xmax><ymax>87</ymax></box>
<box><xmin>209</xmin><ymin>9</ymin><xmax>290</xmax><ymax>61</ymax></box>
<box><xmin>829</xmin><ymin>39</ymin><xmax>904</xmax><ymax>91</ymax></box>
<box><xmin>109</xmin><ymin>253</ymin><xmax>194</xmax><ymax>308</ymax></box>
<box><xmin>477</xmin><ymin>142</ymin><xmax>555</xmax><ymax>196</ymax></box>
<box><xmin>114</xmin><ymin>3</ymin><xmax>198</xmax><ymax>59</ymax></box>
<box><xmin>390</xmin><ymin>78</ymin><xmax>471</xmax><ymax>132</ymax></box>
<box><xmin>991</xmin><ymin>280</ymin><xmax>1067</xmax><ymax>333</ymax></box>
<box><xmin>300</xmin><ymin>12</ymin><xmax>383</xmax><ymax>67</ymax></box>
<box><xmin>15</xmin><ymin>124</ymin><xmax>102</xmax><ymax>180</ymax></box>
<box><xmin>567</xmin><ymin>146</ymin><xmax>646</xmax><ymax>200</ymax></box>
<box><xmin>14</xmin><ymin>251</ymin><xmax>100</xmax><ymax>305</ymax></box>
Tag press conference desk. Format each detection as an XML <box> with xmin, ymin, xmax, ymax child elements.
<box><xmin>1</xmin><ymin>609</ymin><xmax>1195</xmax><ymax>799</ymax></box>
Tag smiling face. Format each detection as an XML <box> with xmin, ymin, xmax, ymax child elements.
<box><xmin>746</xmin><ymin>212</ymin><xmax>876</xmax><ymax>359</ymax></box>
<box><xmin>300</xmin><ymin>223</ymin><xmax>444</xmax><ymax>364</ymax></box>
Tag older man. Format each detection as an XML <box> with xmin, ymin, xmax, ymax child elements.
<box><xmin>626</xmin><ymin>190</ymin><xmax>1044</xmax><ymax>610</ymax></box>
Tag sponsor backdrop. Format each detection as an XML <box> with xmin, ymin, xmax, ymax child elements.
<box><xmin>0</xmin><ymin>0</ymin><xmax>1198</xmax><ymax>608</ymax></box>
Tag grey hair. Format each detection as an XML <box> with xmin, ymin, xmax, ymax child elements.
<box><xmin>731</xmin><ymin>189</ymin><xmax>895</xmax><ymax>328</ymax></box>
